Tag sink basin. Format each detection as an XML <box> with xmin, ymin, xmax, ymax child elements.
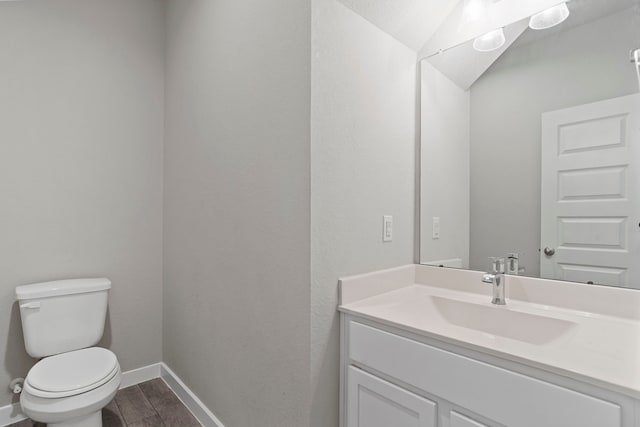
<box><xmin>431</xmin><ymin>296</ymin><xmax>576</xmax><ymax>345</ymax></box>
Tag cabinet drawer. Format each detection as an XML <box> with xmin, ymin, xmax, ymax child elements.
<box><xmin>450</xmin><ymin>411</ymin><xmax>488</xmax><ymax>427</ymax></box>
<box><xmin>348</xmin><ymin>366</ymin><xmax>437</xmax><ymax>427</ymax></box>
<box><xmin>349</xmin><ymin>322</ymin><xmax>621</xmax><ymax>427</ymax></box>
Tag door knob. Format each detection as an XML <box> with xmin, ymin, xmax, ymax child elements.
<box><xmin>543</xmin><ymin>247</ymin><xmax>556</xmax><ymax>257</ymax></box>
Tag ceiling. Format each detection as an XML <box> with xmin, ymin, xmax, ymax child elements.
<box><xmin>337</xmin><ymin>0</ymin><xmax>459</xmax><ymax>51</ymax></box>
<box><xmin>514</xmin><ymin>0</ymin><xmax>638</xmax><ymax>47</ymax></box>
<box><xmin>338</xmin><ymin>0</ymin><xmax>639</xmax><ymax>54</ymax></box>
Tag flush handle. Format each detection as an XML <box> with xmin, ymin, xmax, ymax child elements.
<box><xmin>20</xmin><ymin>302</ymin><xmax>41</xmax><ymax>310</ymax></box>
<box><xmin>543</xmin><ymin>247</ymin><xmax>556</xmax><ymax>257</ymax></box>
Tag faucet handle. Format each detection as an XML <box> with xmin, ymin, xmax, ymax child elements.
<box><xmin>506</xmin><ymin>253</ymin><xmax>519</xmax><ymax>275</ymax></box>
<box><xmin>481</xmin><ymin>273</ymin><xmax>495</xmax><ymax>284</ymax></box>
<box><xmin>489</xmin><ymin>257</ymin><xmax>505</xmax><ymax>274</ymax></box>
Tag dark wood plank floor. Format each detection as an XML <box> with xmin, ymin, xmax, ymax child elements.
<box><xmin>10</xmin><ymin>379</ymin><xmax>201</xmax><ymax>427</ymax></box>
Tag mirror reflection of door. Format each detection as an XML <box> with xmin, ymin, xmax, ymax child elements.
<box><xmin>541</xmin><ymin>94</ymin><xmax>640</xmax><ymax>287</ymax></box>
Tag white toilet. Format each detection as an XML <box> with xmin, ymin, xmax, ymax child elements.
<box><xmin>16</xmin><ymin>278</ymin><xmax>121</xmax><ymax>427</ymax></box>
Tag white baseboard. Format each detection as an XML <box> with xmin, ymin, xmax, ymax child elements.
<box><xmin>0</xmin><ymin>401</ymin><xmax>24</xmax><ymax>427</ymax></box>
<box><xmin>0</xmin><ymin>362</ymin><xmax>224</xmax><ymax>427</ymax></box>
<box><xmin>120</xmin><ymin>362</ymin><xmax>162</xmax><ymax>388</ymax></box>
<box><xmin>160</xmin><ymin>363</ymin><xmax>225</xmax><ymax>427</ymax></box>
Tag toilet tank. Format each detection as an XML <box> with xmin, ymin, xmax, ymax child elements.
<box><xmin>15</xmin><ymin>278</ymin><xmax>111</xmax><ymax>358</ymax></box>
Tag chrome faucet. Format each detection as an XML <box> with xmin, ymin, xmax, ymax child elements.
<box><xmin>482</xmin><ymin>258</ymin><xmax>506</xmax><ymax>305</ymax></box>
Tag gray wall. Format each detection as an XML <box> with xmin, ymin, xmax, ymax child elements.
<box><xmin>0</xmin><ymin>2</ymin><xmax>416</xmax><ymax>424</ymax></box>
<box><xmin>311</xmin><ymin>1</ymin><xmax>417</xmax><ymax>425</ymax></box>
<box><xmin>0</xmin><ymin>0</ymin><xmax>165</xmax><ymax>408</ymax></box>
<box><xmin>470</xmin><ymin>8</ymin><xmax>640</xmax><ymax>275</ymax></box>
<box><xmin>164</xmin><ymin>2</ymin><xmax>311</xmax><ymax>426</ymax></box>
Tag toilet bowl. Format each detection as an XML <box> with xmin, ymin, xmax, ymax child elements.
<box><xmin>16</xmin><ymin>278</ymin><xmax>121</xmax><ymax>427</ymax></box>
<box><xmin>20</xmin><ymin>347</ymin><xmax>121</xmax><ymax>427</ymax></box>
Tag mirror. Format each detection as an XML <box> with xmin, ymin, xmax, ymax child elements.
<box><xmin>419</xmin><ymin>0</ymin><xmax>640</xmax><ymax>289</ymax></box>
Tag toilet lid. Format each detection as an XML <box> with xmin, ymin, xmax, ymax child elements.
<box><xmin>27</xmin><ymin>347</ymin><xmax>118</xmax><ymax>395</ymax></box>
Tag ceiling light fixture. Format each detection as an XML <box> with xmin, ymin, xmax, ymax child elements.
<box><xmin>462</xmin><ymin>0</ymin><xmax>489</xmax><ymax>25</ymax></box>
<box><xmin>473</xmin><ymin>28</ymin><xmax>506</xmax><ymax>52</ymax></box>
<box><xmin>529</xmin><ymin>2</ymin><xmax>570</xmax><ymax>30</ymax></box>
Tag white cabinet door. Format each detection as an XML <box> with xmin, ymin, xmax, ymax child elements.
<box><xmin>450</xmin><ymin>411</ymin><xmax>489</xmax><ymax>427</ymax></box>
<box><xmin>347</xmin><ymin>366</ymin><xmax>437</xmax><ymax>427</ymax></box>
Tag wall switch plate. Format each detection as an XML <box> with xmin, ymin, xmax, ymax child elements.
<box><xmin>383</xmin><ymin>215</ymin><xmax>393</xmax><ymax>242</ymax></box>
<box><xmin>432</xmin><ymin>217</ymin><xmax>440</xmax><ymax>240</ymax></box>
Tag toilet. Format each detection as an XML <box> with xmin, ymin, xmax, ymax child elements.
<box><xmin>15</xmin><ymin>278</ymin><xmax>121</xmax><ymax>427</ymax></box>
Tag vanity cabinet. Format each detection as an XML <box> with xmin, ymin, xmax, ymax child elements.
<box><xmin>449</xmin><ymin>412</ymin><xmax>488</xmax><ymax>427</ymax></box>
<box><xmin>347</xmin><ymin>366</ymin><xmax>436</xmax><ymax>427</ymax></box>
<box><xmin>341</xmin><ymin>316</ymin><xmax>636</xmax><ymax>427</ymax></box>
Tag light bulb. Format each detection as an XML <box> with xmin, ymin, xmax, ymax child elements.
<box><xmin>529</xmin><ymin>3</ymin><xmax>570</xmax><ymax>30</ymax></box>
<box><xmin>462</xmin><ymin>0</ymin><xmax>489</xmax><ymax>25</ymax></box>
<box><xmin>473</xmin><ymin>28</ymin><xmax>506</xmax><ymax>52</ymax></box>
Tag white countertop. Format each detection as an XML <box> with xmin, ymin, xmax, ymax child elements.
<box><xmin>338</xmin><ymin>264</ymin><xmax>640</xmax><ymax>399</ymax></box>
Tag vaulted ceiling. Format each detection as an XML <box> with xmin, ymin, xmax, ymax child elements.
<box><xmin>337</xmin><ymin>0</ymin><xmax>638</xmax><ymax>89</ymax></box>
<box><xmin>338</xmin><ymin>0</ymin><xmax>637</xmax><ymax>54</ymax></box>
<box><xmin>337</xmin><ymin>0</ymin><xmax>459</xmax><ymax>51</ymax></box>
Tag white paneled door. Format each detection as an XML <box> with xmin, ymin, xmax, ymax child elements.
<box><xmin>541</xmin><ymin>94</ymin><xmax>640</xmax><ymax>288</ymax></box>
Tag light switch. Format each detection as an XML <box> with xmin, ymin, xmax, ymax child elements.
<box><xmin>432</xmin><ymin>217</ymin><xmax>440</xmax><ymax>240</ymax></box>
<box><xmin>383</xmin><ymin>215</ymin><xmax>393</xmax><ymax>242</ymax></box>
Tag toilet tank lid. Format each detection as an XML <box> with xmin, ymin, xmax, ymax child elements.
<box><xmin>16</xmin><ymin>278</ymin><xmax>111</xmax><ymax>300</ymax></box>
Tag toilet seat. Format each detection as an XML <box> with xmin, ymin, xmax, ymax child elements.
<box><xmin>25</xmin><ymin>347</ymin><xmax>119</xmax><ymax>398</ymax></box>
<box><xmin>21</xmin><ymin>362</ymin><xmax>121</xmax><ymax>426</ymax></box>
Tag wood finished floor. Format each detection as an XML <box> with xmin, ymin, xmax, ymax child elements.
<box><xmin>10</xmin><ymin>379</ymin><xmax>201</xmax><ymax>427</ymax></box>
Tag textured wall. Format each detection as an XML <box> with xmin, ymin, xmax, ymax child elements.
<box><xmin>311</xmin><ymin>1</ymin><xmax>417</xmax><ymax>425</ymax></box>
<box><xmin>164</xmin><ymin>1</ymin><xmax>311</xmax><ymax>426</ymax></box>
<box><xmin>470</xmin><ymin>8</ymin><xmax>640</xmax><ymax>275</ymax></box>
<box><xmin>0</xmin><ymin>0</ymin><xmax>165</xmax><ymax>408</ymax></box>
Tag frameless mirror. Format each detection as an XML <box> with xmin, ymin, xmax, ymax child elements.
<box><xmin>419</xmin><ymin>0</ymin><xmax>640</xmax><ymax>289</ymax></box>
